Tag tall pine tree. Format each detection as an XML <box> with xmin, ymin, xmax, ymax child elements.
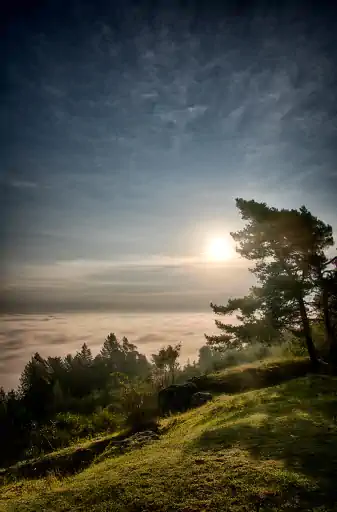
<box><xmin>205</xmin><ymin>198</ymin><xmax>334</xmax><ymax>368</ymax></box>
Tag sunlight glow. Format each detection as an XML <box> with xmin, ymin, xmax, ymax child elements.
<box><xmin>205</xmin><ymin>236</ymin><xmax>235</xmax><ymax>262</ymax></box>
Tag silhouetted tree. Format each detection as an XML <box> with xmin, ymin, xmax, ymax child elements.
<box><xmin>313</xmin><ymin>256</ymin><xmax>337</xmax><ymax>364</ymax></box>
<box><xmin>206</xmin><ymin>199</ymin><xmax>335</xmax><ymax>369</ymax></box>
<box><xmin>98</xmin><ymin>333</ymin><xmax>150</xmax><ymax>381</ymax></box>
<box><xmin>19</xmin><ymin>353</ymin><xmax>54</xmax><ymax>421</ymax></box>
<box><xmin>177</xmin><ymin>359</ymin><xmax>200</xmax><ymax>382</ymax></box>
<box><xmin>152</xmin><ymin>343</ymin><xmax>181</xmax><ymax>385</ymax></box>
<box><xmin>198</xmin><ymin>345</ymin><xmax>216</xmax><ymax>373</ymax></box>
<box><xmin>0</xmin><ymin>387</ymin><xmax>31</xmax><ymax>466</ymax></box>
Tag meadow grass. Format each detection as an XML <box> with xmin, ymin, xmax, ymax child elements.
<box><xmin>1</xmin><ymin>363</ymin><xmax>337</xmax><ymax>511</ymax></box>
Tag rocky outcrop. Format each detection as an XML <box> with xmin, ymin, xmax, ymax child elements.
<box><xmin>158</xmin><ymin>382</ymin><xmax>197</xmax><ymax>414</ymax></box>
<box><xmin>191</xmin><ymin>392</ymin><xmax>213</xmax><ymax>407</ymax></box>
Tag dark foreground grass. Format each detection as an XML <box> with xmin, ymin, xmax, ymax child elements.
<box><xmin>1</xmin><ymin>373</ymin><xmax>337</xmax><ymax>511</ymax></box>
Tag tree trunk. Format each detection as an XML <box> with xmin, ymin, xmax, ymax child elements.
<box><xmin>298</xmin><ymin>295</ymin><xmax>319</xmax><ymax>370</ymax></box>
<box><xmin>170</xmin><ymin>368</ymin><xmax>175</xmax><ymax>384</ymax></box>
<box><xmin>322</xmin><ymin>286</ymin><xmax>337</xmax><ymax>364</ymax></box>
<box><xmin>328</xmin><ymin>330</ymin><xmax>337</xmax><ymax>368</ymax></box>
<box><xmin>321</xmin><ymin>281</ymin><xmax>337</xmax><ymax>368</ymax></box>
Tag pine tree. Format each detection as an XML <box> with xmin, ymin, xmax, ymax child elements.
<box><xmin>151</xmin><ymin>344</ymin><xmax>181</xmax><ymax>385</ymax></box>
<box><xmin>19</xmin><ymin>353</ymin><xmax>53</xmax><ymax>421</ymax></box>
<box><xmin>205</xmin><ymin>198</ymin><xmax>334</xmax><ymax>368</ymax></box>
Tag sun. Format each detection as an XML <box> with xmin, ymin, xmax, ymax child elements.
<box><xmin>206</xmin><ymin>236</ymin><xmax>234</xmax><ymax>262</ymax></box>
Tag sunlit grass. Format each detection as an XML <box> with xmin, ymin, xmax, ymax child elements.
<box><xmin>2</xmin><ymin>368</ymin><xmax>337</xmax><ymax>511</ymax></box>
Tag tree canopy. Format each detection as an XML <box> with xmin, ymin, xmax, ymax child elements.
<box><xmin>206</xmin><ymin>198</ymin><xmax>335</xmax><ymax>367</ymax></box>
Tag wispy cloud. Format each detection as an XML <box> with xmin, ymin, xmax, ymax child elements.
<box><xmin>7</xmin><ymin>180</ymin><xmax>38</xmax><ymax>189</ymax></box>
<box><xmin>1</xmin><ymin>253</ymin><xmax>252</xmax><ymax>314</ymax></box>
<box><xmin>42</xmin><ymin>84</ymin><xmax>66</xmax><ymax>98</ymax></box>
<box><xmin>4</xmin><ymin>253</ymin><xmax>248</xmax><ymax>287</ymax></box>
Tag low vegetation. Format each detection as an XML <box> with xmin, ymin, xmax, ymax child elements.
<box><xmin>191</xmin><ymin>356</ymin><xmax>312</xmax><ymax>393</ymax></box>
<box><xmin>2</xmin><ymin>368</ymin><xmax>337</xmax><ymax>511</ymax></box>
<box><xmin>0</xmin><ymin>331</ymin><xmax>296</xmax><ymax>467</ymax></box>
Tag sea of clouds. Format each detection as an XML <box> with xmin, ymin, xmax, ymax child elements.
<box><xmin>0</xmin><ymin>311</ymin><xmax>217</xmax><ymax>390</ymax></box>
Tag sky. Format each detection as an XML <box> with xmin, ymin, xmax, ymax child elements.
<box><xmin>1</xmin><ymin>0</ymin><xmax>337</xmax><ymax>314</ymax></box>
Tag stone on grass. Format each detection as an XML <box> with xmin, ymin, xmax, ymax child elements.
<box><xmin>191</xmin><ymin>392</ymin><xmax>213</xmax><ymax>407</ymax></box>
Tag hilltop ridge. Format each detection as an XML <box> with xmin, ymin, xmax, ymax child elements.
<box><xmin>2</xmin><ymin>358</ymin><xmax>337</xmax><ymax>511</ymax></box>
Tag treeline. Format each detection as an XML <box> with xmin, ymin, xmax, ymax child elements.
<box><xmin>0</xmin><ymin>331</ymin><xmax>272</xmax><ymax>467</ymax></box>
<box><xmin>0</xmin><ymin>334</ymin><xmax>153</xmax><ymax>466</ymax></box>
<box><xmin>0</xmin><ymin>328</ymin><xmax>327</xmax><ymax>468</ymax></box>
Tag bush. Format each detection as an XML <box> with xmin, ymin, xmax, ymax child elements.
<box><xmin>196</xmin><ymin>344</ymin><xmax>274</xmax><ymax>376</ymax></box>
<box><xmin>125</xmin><ymin>404</ymin><xmax>159</xmax><ymax>433</ymax></box>
<box><xmin>281</xmin><ymin>325</ymin><xmax>329</xmax><ymax>360</ymax></box>
<box><xmin>25</xmin><ymin>409</ymin><xmax>120</xmax><ymax>458</ymax></box>
<box><xmin>118</xmin><ymin>378</ymin><xmax>159</xmax><ymax>433</ymax></box>
<box><xmin>91</xmin><ymin>408</ymin><xmax>120</xmax><ymax>432</ymax></box>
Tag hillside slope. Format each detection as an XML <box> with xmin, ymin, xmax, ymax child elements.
<box><xmin>2</xmin><ymin>373</ymin><xmax>337</xmax><ymax>511</ymax></box>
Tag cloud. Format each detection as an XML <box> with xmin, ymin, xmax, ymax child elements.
<box><xmin>7</xmin><ymin>180</ymin><xmax>38</xmax><ymax>189</ymax></box>
<box><xmin>43</xmin><ymin>85</ymin><xmax>66</xmax><ymax>98</ymax></box>
<box><xmin>0</xmin><ymin>311</ymin><xmax>217</xmax><ymax>390</ymax></box>
<box><xmin>1</xmin><ymin>246</ymin><xmax>254</xmax><ymax>313</ymax></box>
<box><xmin>4</xmin><ymin>253</ymin><xmax>248</xmax><ymax>287</ymax></box>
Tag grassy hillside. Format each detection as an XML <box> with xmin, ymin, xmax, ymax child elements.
<box><xmin>2</xmin><ymin>362</ymin><xmax>337</xmax><ymax>511</ymax></box>
<box><xmin>191</xmin><ymin>356</ymin><xmax>312</xmax><ymax>393</ymax></box>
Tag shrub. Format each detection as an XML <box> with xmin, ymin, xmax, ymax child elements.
<box><xmin>125</xmin><ymin>403</ymin><xmax>159</xmax><ymax>433</ymax></box>
<box><xmin>91</xmin><ymin>408</ymin><xmax>120</xmax><ymax>432</ymax></box>
<box><xmin>118</xmin><ymin>378</ymin><xmax>159</xmax><ymax>433</ymax></box>
<box><xmin>25</xmin><ymin>409</ymin><xmax>120</xmax><ymax>458</ymax></box>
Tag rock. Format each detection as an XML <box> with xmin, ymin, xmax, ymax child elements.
<box><xmin>191</xmin><ymin>392</ymin><xmax>213</xmax><ymax>407</ymax></box>
<box><xmin>158</xmin><ymin>382</ymin><xmax>198</xmax><ymax>414</ymax></box>
<box><xmin>107</xmin><ymin>430</ymin><xmax>160</xmax><ymax>453</ymax></box>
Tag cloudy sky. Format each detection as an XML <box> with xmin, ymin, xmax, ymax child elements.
<box><xmin>1</xmin><ymin>0</ymin><xmax>337</xmax><ymax>313</ymax></box>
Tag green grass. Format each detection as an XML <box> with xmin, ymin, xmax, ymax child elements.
<box><xmin>191</xmin><ymin>356</ymin><xmax>312</xmax><ymax>393</ymax></box>
<box><xmin>0</xmin><ymin>430</ymin><xmax>127</xmax><ymax>484</ymax></box>
<box><xmin>2</xmin><ymin>363</ymin><xmax>337</xmax><ymax>511</ymax></box>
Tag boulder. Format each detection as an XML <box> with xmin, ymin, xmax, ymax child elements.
<box><xmin>191</xmin><ymin>392</ymin><xmax>213</xmax><ymax>407</ymax></box>
<box><xmin>158</xmin><ymin>382</ymin><xmax>197</xmax><ymax>414</ymax></box>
